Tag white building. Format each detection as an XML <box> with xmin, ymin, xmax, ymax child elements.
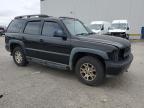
<box><xmin>41</xmin><ymin>0</ymin><xmax>144</xmax><ymax>35</ymax></box>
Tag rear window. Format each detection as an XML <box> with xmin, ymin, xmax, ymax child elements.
<box><xmin>24</xmin><ymin>21</ymin><xmax>41</xmax><ymax>35</ymax></box>
<box><xmin>7</xmin><ymin>20</ymin><xmax>24</xmax><ymax>33</ymax></box>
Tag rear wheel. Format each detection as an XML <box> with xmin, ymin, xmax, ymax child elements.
<box><xmin>75</xmin><ymin>56</ymin><xmax>105</xmax><ymax>86</ymax></box>
<box><xmin>12</xmin><ymin>47</ymin><xmax>28</xmax><ymax>66</ymax></box>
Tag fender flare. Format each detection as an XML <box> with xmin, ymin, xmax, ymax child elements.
<box><xmin>9</xmin><ymin>39</ymin><xmax>25</xmax><ymax>53</ymax></box>
<box><xmin>69</xmin><ymin>47</ymin><xmax>109</xmax><ymax>70</ymax></box>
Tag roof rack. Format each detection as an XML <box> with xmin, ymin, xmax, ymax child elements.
<box><xmin>15</xmin><ymin>14</ymin><xmax>50</xmax><ymax>19</ymax></box>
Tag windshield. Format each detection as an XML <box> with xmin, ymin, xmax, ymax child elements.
<box><xmin>110</xmin><ymin>23</ymin><xmax>127</xmax><ymax>30</ymax></box>
<box><xmin>62</xmin><ymin>19</ymin><xmax>90</xmax><ymax>36</ymax></box>
<box><xmin>90</xmin><ymin>24</ymin><xmax>102</xmax><ymax>30</ymax></box>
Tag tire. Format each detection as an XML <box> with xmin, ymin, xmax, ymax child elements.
<box><xmin>75</xmin><ymin>56</ymin><xmax>105</xmax><ymax>86</ymax></box>
<box><xmin>12</xmin><ymin>47</ymin><xmax>28</xmax><ymax>66</ymax></box>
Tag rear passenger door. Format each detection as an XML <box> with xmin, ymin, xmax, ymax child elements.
<box><xmin>40</xmin><ymin>21</ymin><xmax>71</xmax><ymax>65</ymax></box>
<box><xmin>21</xmin><ymin>20</ymin><xmax>44</xmax><ymax>58</ymax></box>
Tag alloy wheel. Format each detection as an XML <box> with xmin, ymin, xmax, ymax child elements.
<box><xmin>14</xmin><ymin>51</ymin><xmax>23</xmax><ymax>64</ymax></box>
<box><xmin>80</xmin><ymin>63</ymin><xmax>97</xmax><ymax>81</ymax></box>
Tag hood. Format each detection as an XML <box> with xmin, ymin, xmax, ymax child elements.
<box><xmin>109</xmin><ymin>29</ymin><xmax>126</xmax><ymax>33</ymax></box>
<box><xmin>78</xmin><ymin>34</ymin><xmax>130</xmax><ymax>49</ymax></box>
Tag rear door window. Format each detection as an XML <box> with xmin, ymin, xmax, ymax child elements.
<box><xmin>24</xmin><ymin>21</ymin><xmax>41</xmax><ymax>35</ymax></box>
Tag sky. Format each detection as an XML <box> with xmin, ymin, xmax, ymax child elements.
<box><xmin>0</xmin><ymin>0</ymin><xmax>40</xmax><ymax>26</ymax></box>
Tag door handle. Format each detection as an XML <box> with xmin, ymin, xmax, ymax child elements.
<box><xmin>40</xmin><ymin>39</ymin><xmax>44</xmax><ymax>42</ymax></box>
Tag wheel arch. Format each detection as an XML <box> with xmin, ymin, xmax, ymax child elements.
<box><xmin>9</xmin><ymin>40</ymin><xmax>25</xmax><ymax>55</ymax></box>
<box><xmin>69</xmin><ymin>48</ymin><xmax>109</xmax><ymax>70</ymax></box>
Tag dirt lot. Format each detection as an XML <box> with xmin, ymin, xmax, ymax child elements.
<box><xmin>0</xmin><ymin>37</ymin><xmax>144</xmax><ymax>108</ymax></box>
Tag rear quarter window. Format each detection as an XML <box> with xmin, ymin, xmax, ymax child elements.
<box><xmin>7</xmin><ymin>20</ymin><xmax>24</xmax><ymax>33</ymax></box>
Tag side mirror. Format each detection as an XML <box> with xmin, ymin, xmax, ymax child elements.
<box><xmin>127</xmin><ymin>27</ymin><xmax>130</xmax><ymax>30</ymax></box>
<box><xmin>54</xmin><ymin>30</ymin><xmax>67</xmax><ymax>39</ymax></box>
<box><xmin>101</xmin><ymin>26</ymin><xmax>104</xmax><ymax>30</ymax></box>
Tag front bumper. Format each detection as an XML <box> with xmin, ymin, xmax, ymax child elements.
<box><xmin>105</xmin><ymin>53</ymin><xmax>133</xmax><ymax>75</ymax></box>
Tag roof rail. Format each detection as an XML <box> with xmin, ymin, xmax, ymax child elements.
<box><xmin>15</xmin><ymin>14</ymin><xmax>49</xmax><ymax>19</ymax></box>
<box><xmin>59</xmin><ymin>16</ymin><xmax>76</xmax><ymax>19</ymax></box>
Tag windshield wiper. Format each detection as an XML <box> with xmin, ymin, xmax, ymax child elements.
<box><xmin>76</xmin><ymin>33</ymin><xmax>89</xmax><ymax>36</ymax></box>
<box><xmin>88</xmin><ymin>32</ymin><xmax>95</xmax><ymax>35</ymax></box>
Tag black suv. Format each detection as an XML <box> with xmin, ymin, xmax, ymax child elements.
<box><xmin>5</xmin><ymin>15</ymin><xmax>133</xmax><ymax>86</ymax></box>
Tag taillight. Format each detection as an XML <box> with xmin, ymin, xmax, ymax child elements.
<box><xmin>5</xmin><ymin>36</ymin><xmax>9</xmax><ymax>43</ymax></box>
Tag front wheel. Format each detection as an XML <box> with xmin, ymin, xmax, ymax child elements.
<box><xmin>12</xmin><ymin>47</ymin><xmax>28</xmax><ymax>66</ymax></box>
<box><xmin>75</xmin><ymin>56</ymin><xmax>105</xmax><ymax>86</ymax></box>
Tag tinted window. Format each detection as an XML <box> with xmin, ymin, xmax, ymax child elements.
<box><xmin>7</xmin><ymin>20</ymin><xmax>24</xmax><ymax>33</ymax></box>
<box><xmin>42</xmin><ymin>22</ymin><xmax>62</xmax><ymax>36</ymax></box>
<box><xmin>62</xmin><ymin>19</ymin><xmax>89</xmax><ymax>36</ymax></box>
<box><xmin>24</xmin><ymin>21</ymin><xmax>41</xmax><ymax>35</ymax></box>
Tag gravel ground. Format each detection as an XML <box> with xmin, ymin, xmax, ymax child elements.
<box><xmin>0</xmin><ymin>37</ymin><xmax>144</xmax><ymax>108</ymax></box>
